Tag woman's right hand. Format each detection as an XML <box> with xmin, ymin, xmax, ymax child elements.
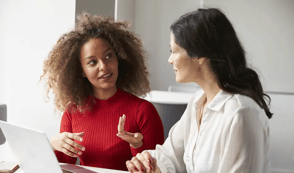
<box><xmin>50</xmin><ymin>132</ymin><xmax>85</xmax><ymax>157</ymax></box>
<box><xmin>126</xmin><ymin>151</ymin><xmax>161</xmax><ymax>173</ymax></box>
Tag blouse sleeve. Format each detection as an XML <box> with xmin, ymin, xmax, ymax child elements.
<box><xmin>217</xmin><ymin>107</ymin><xmax>270</xmax><ymax>173</ymax></box>
<box><xmin>147</xmin><ymin>100</ymin><xmax>194</xmax><ymax>173</ymax></box>
<box><xmin>54</xmin><ymin>111</ymin><xmax>78</xmax><ymax>164</ymax></box>
<box><xmin>130</xmin><ymin>100</ymin><xmax>164</xmax><ymax>155</ymax></box>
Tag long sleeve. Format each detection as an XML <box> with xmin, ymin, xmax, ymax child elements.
<box><xmin>130</xmin><ymin>101</ymin><xmax>164</xmax><ymax>155</ymax></box>
<box><xmin>54</xmin><ymin>111</ymin><xmax>78</xmax><ymax>164</ymax></box>
<box><xmin>148</xmin><ymin>102</ymin><xmax>194</xmax><ymax>173</ymax></box>
<box><xmin>218</xmin><ymin>107</ymin><xmax>270</xmax><ymax>173</ymax></box>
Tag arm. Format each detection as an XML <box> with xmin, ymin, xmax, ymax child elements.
<box><xmin>130</xmin><ymin>101</ymin><xmax>165</xmax><ymax>155</ymax></box>
<box><xmin>53</xmin><ymin>111</ymin><xmax>79</xmax><ymax>164</ymax></box>
<box><xmin>147</xmin><ymin>112</ymin><xmax>188</xmax><ymax>173</ymax></box>
<box><xmin>127</xmin><ymin>106</ymin><xmax>191</xmax><ymax>173</ymax></box>
<box><xmin>218</xmin><ymin>107</ymin><xmax>270</xmax><ymax>173</ymax></box>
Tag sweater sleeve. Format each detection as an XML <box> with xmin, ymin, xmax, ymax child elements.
<box><xmin>54</xmin><ymin>111</ymin><xmax>78</xmax><ymax>164</ymax></box>
<box><xmin>130</xmin><ymin>100</ymin><xmax>164</xmax><ymax>156</ymax></box>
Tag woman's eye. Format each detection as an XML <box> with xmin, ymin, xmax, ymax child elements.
<box><xmin>106</xmin><ymin>54</ymin><xmax>113</xmax><ymax>59</ymax></box>
<box><xmin>88</xmin><ymin>60</ymin><xmax>96</xmax><ymax>65</ymax></box>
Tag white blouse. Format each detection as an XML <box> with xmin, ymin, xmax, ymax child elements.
<box><xmin>148</xmin><ymin>90</ymin><xmax>270</xmax><ymax>173</ymax></box>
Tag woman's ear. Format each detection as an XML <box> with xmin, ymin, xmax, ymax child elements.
<box><xmin>197</xmin><ymin>57</ymin><xmax>207</xmax><ymax>65</ymax></box>
<box><xmin>192</xmin><ymin>57</ymin><xmax>206</xmax><ymax>65</ymax></box>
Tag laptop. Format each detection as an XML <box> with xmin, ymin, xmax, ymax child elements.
<box><xmin>0</xmin><ymin>120</ymin><xmax>77</xmax><ymax>173</ymax></box>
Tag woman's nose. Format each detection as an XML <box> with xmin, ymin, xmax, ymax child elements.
<box><xmin>99</xmin><ymin>61</ymin><xmax>108</xmax><ymax>71</ymax></box>
<box><xmin>168</xmin><ymin>55</ymin><xmax>173</xmax><ymax>64</ymax></box>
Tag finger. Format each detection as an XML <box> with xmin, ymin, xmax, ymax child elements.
<box><xmin>62</xmin><ymin>147</ymin><xmax>77</xmax><ymax>157</ymax></box>
<box><xmin>120</xmin><ymin>114</ymin><xmax>126</xmax><ymax>133</ymax></box>
<box><xmin>150</xmin><ymin>157</ymin><xmax>158</xmax><ymax>173</ymax></box>
<box><xmin>136</xmin><ymin>153</ymin><xmax>152</xmax><ymax>171</ymax></box>
<box><xmin>67</xmin><ymin>132</ymin><xmax>83</xmax><ymax>142</ymax></box>
<box><xmin>117</xmin><ymin>133</ymin><xmax>138</xmax><ymax>144</ymax></box>
<box><xmin>65</xmin><ymin>138</ymin><xmax>85</xmax><ymax>151</ymax></box>
<box><xmin>134</xmin><ymin>132</ymin><xmax>143</xmax><ymax>142</ymax></box>
<box><xmin>117</xmin><ymin>116</ymin><xmax>124</xmax><ymax>134</ymax></box>
<box><xmin>131</xmin><ymin>157</ymin><xmax>146</xmax><ymax>172</ymax></box>
<box><xmin>123</xmin><ymin>132</ymin><xmax>143</xmax><ymax>143</ymax></box>
<box><xmin>126</xmin><ymin>160</ymin><xmax>139</xmax><ymax>172</ymax></box>
<box><xmin>74</xmin><ymin>132</ymin><xmax>85</xmax><ymax>138</ymax></box>
<box><xmin>142</xmin><ymin>151</ymin><xmax>158</xmax><ymax>172</ymax></box>
<box><xmin>63</xmin><ymin>143</ymin><xmax>82</xmax><ymax>155</ymax></box>
<box><xmin>142</xmin><ymin>151</ymin><xmax>153</xmax><ymax>165</ymax></box>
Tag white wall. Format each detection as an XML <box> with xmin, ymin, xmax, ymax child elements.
<box><xmin>0</xmin><ymin>0</ymin><xmax>75</xmax><ymax>140</ymax></box>
<box><xmin>132</xmin><ymin>0</ymin><xmax>294</xmax><ymax>93</ymax></box>
<box><xmin>115</xmin><ymin>0</ymin><xmax>136</xmax><ymax>31</ymax></box>
<box><xmin>76</xmin><ymin>0</ymin><xmax>115</xmax><ymax>20</ymax></box>
<box><xmin>268</xmin><ymin>93</ymin><xmax>294</xmax><ymax>172</ymax></box>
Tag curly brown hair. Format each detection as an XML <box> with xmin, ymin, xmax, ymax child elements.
<box><xmin>41</xmin><ymin>12</ymin><xmax>150</xmax><ymax>113</ymax></box>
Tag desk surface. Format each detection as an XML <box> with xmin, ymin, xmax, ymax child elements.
<box><xmin>13</xmin><ymin>164</ymin><xmax>128</xmax><ymax>173</ymax></box>
<box><xmin>0</xmin><ymin>142</ymin><xmax>127</xmax><ymax>173</ymax></box>
<box><xmin>142</xmin><ymin>90</ymin><xmax>195</xmax><ymax>105</ymax></box>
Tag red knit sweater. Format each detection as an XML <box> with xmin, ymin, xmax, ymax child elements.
<box><xmin>54</xmin><ymin>88</ymin><xmax>164</xmax><ymax>171</ymax></box>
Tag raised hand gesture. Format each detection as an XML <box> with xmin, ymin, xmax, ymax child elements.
<box><xmin>117</xmin><ymin>114</ymin><xmax>143</xmax><ymax>148</ymax></box>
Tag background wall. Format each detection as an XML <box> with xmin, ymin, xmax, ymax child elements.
<box><xmin>132</xmin><ymin>0</ymin><xmax>294</xmax><ymax>93</ymax></box>
<box><xmin>0</xmin><ymin>0</ymin><xmax>76</xmax><ymax>141</ymax></box>
<box><xmin>75</xmin><ymin>0</ymin><xmax>115</xmax><ymax>21</ymax></box>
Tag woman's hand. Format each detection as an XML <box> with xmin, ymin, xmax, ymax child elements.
<box><xmin>50</xmin><ymin>132</ymin><xmax>85</xmax><ymax>157</ymax></box>
<box><xmin>126</xmin><ymin>151</ymin><xmax>161</xmax><ymax>173</ymax></box>
<box><xmin>117</xmin><ymin>114</ymin><xmax>143</xmax><ymax>148</ymax></box>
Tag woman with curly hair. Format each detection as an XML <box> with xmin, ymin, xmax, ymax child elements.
<box><xmin>41</xmin><ymin>12</ymin><xmax>164</xmax><ymax>171</ymax></box>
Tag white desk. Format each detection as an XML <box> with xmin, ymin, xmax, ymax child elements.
<box><xmin>142</xmin><ymin>90</ymin><xmax>195</xmax><ymax>139</ymax></box>
<box><xmin>0</xmin><ymin>142</ymin><xmax>127</xmax><ymax>173</ymax></box>
<box><xmin>13</xmin><ymin>164</ymin><xmax>128</xmax><ymax>173</ymax></box>
<box><xmin>142</xmin><ymin>90</ymin><xmax>195</xmax><ymax>105</ymax></box>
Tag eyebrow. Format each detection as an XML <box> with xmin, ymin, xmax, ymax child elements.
<box><xmin>84</xmin><ymin>47</ymin><xmax>112</xmax><ymax>59</ymax></box>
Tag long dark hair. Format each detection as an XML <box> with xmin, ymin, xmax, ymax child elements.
<box><xmin>170</xmin><ymin>8</ymin><xmax>272</xmax><ymax>119</ymax></box>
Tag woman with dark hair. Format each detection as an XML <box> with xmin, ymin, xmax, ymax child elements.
<box><xmin>40</xmin><ymin>12</ymin><xmax>164</xmax><ymax>171</ymax></box>
<box><xmin>126</xmin><ymin>8</ymin><xmax>272</xmax><ymax>173</ymax></box>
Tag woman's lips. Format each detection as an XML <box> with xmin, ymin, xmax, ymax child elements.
<box><xmin>98</xmin><ymin>73</ymin><xmax>112</xmax><ymax>80</ymax></box>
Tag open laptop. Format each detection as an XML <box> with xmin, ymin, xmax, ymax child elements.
<box><xmin>0</xmin><ymin>120</ymin><xmax>66</xmax><ymax>173</ymax></box>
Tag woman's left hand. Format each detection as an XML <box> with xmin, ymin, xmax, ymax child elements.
<box><xmin>117</xmin><ymin>114</ymin><xmax>143</xmax><ymax>148</ymax></box>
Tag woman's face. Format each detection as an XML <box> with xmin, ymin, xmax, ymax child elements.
<box><xmin>168</xmin><ymin>32</ymin><xmax>198</xmax><ymax>83</ymax></box>
<box><xmin>80</xmin><ymin>38</ymin><xmax>118</xmax><ymax>93</ymax></box>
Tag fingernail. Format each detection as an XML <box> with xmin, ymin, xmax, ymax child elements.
<box><xmin>123</xmin><ymin>114</ymin><xmax>126</xmax><ymax>118</ymax></box>
<box><xmin>78</xmin><ymin>151</ymin><xmax>82</xmax><ymax>155</ymax></box>
<box><xmin>134</xmin><ymin>133</ymin><xmax>138</xmax><ymax>138</ymax></box>
<box><xmin>82</xmin><ymin>147</ymin><xmax>85</xmax><ymax>151</ymax></box>
<box><xmin>80</xmin><ymin>138</ymin><xmax>83</xmax><ymax>142</ymax></box>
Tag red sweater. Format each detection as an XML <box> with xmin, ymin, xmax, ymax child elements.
<box><xmin>55</xmin><ymin>88</ymin><xmax>164</xmax><ymax>171</ymax></box>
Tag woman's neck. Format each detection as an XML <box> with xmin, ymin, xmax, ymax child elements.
<box><xmin>93</xmin><ymin>86</ymin><xmax>118</xmax><ymax>100</ymax></box>
<box><xmin>196</xmin><ymin>66</ymin><xmax>220</xmax><ymax>104</ymax></box>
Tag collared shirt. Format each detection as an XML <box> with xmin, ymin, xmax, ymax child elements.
<box><xmin>148</xmin><ymin>90</ymin><xmax>270</xmax><ymax>173</ymax></box>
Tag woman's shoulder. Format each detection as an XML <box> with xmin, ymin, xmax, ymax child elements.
<box><xmin>224</xmin><ymin>93</ymin><xmax>269</xmax><ymax>127</ymax></box>
<box><xmin>225</xmin><ymin>93</ymin><xmax>259</xmax><ymax>112</ymax></box>
<box><xmin>120</xmin><ymin>89</ymin><xmax>154</xmax><ymax>107</ymax></box>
